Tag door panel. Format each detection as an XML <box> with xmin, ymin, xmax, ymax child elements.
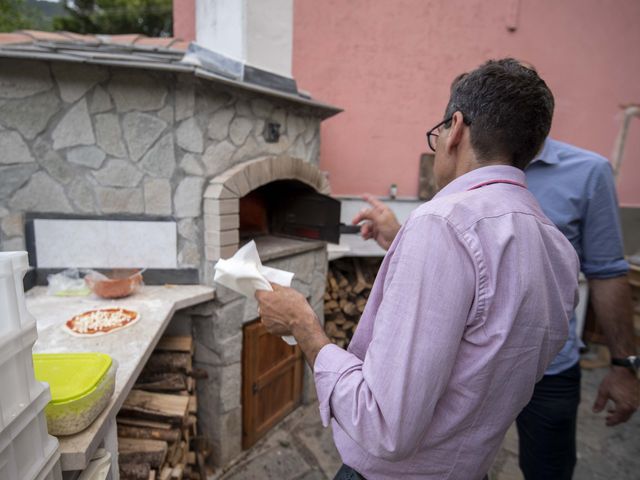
<box><xmin>242</xmin><ymin>320</ymin><xmax>303</xmax><ymax>449</ymax></box>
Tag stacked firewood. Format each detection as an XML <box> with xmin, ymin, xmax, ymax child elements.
<box><xmin>324</xmin><ymin>258</ymin><xmax>382</xmax><ymax>348</ymax></box>
<box><xmin>117</xmin><ymin>335</ymin><xmax>212</xmax><ymax>480</ymax></box>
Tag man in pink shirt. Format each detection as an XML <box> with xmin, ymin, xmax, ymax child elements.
<box><xmin>255</xmin><ymin>58</ymin><xmax>579</xmax><ymax>479</ymax></box>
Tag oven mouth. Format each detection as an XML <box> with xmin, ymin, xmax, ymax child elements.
<box><xmin>239</xmin><ymin>180</ymin><xmax>342</xmax><ymax>244</ymax></box>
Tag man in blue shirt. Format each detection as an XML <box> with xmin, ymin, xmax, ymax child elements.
<box><xmin>517</xmin><ymin>138</ymin><xmax>639</xmax><ymax>479</ymax></box>
<box><xmin>353</xmin><ymin>138</ymin><xmax>639</xmax><ymax>479</ymax></box>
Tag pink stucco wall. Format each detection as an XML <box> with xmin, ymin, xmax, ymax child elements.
<box><xmin>173</xmin><ymin>0</ymin><xmax>196</xmax><ymax>42</ymax></box>
<box><xmin>292</xmin><ymin>0</ymin><xmax>640</xmax><ymax>206</ymax></box>
<box><xmin>173</xmin><ymin>0</ymin><xmax>640</xmax><ymax>206</ymax></box>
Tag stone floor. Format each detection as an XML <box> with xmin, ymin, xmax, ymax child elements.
<box><xmin>213</xmin><ymin>367</ymin><xmax>639</xmax><ymax>480</ymax></box>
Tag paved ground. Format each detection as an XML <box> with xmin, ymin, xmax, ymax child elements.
<box><xmin>213</xmin><ymin>367</ymin><xmax>639</xmax><ymax>479</ymax></box>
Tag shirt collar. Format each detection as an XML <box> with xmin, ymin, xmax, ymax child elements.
<box><xmin>529</xmin><ymin>138</ymin><xmax>560</xmax><ymax>166</ymax></box>
<box><xmin>434</xmin><ymin>164</ymin><xmax>526</xmax><ymax>199</ymax></box>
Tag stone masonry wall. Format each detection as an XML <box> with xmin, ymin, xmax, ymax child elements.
<box><xmin>0</xmin><ymin>59</ymin><xmax>322</xmax><ymax>280</ymax></box>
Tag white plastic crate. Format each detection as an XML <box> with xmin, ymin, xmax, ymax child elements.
<box><xmin>0</xmin><ymin>324</ymin><xmax>40</xmax><ymax>430</ymax></box>
<box><xmin>0</xmin><ymin>254</ymin><xmax>21</xmax><ymax>337</ymax></box>
<box><xmin>34</xmin><ymin>448</ymin><xmax>62</xmax><ymax>480</ymax></box>
<box><xmin>0</xmin><ymin>251</ymin><xmax>33</xmax><ymax>333</ymax></box>
<box><xmin>0</xmin><ymin>383</ymin><xmax>58</xmax><ymax>480</ymax></box>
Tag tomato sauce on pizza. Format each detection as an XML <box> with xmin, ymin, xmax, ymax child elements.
<box><xmin>64</xmin><ymin>308</ymin><xmax>140</xmax><ymax>336</ymax></box>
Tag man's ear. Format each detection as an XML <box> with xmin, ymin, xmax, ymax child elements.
<box><xmin>444</xmin><ymin>111</ymin><xmax>465</xmax><ymax>154</ymax></box>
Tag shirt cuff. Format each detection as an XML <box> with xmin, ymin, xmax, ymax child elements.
<box><xmin>314</xmin><ymin>343</ymin><xmax>364</xmax><ymax>427</ymax></box>
<box><xmin>582</xmin><ymin>258</ymin><xmax>629</xmax><ymax>279</ymax></box>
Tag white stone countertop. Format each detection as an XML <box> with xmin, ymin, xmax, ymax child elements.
<box><xmin>27</xmin><ymin>284</ymin><xmax>215</xmax><ymax>472</ymax></box>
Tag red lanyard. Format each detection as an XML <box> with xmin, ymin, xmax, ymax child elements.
<box><xmin>467</xmin><ymin>179</ymin><xmax>527</xmax><ymax>191</ymax></box>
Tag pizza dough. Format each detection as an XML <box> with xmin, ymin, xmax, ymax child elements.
<box><xmin>63</xmin><ymin>308</ymin><xmax>140</xmax><ymax>337</ymax></box>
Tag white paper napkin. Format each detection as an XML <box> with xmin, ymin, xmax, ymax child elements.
<box><xmin>214</xmin><ymin>240</ymin><xmax>297</xmax><ymax>345</ymax></box>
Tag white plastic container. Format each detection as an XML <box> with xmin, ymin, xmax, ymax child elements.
<box><xmin>0</xmin><ymin>251</ymin><xmax>40</xmax><ymax>430</ymax></box>
<box><xmin>34</xmin><ymin>449</ymin><xmax>62</xmax><ymax>480</ymax></box>
<box><xmin>0</xmin><ymin>325</ymin><xmax>40</xmax><ymax>430</ymax></box>
<box><xmin>0</xmin><ymin>251</ymin><xmax>34</xmax><ymax>332</ymax></box>
<box><xmin>0</xmin><ymin>381</ymin><xmax>59</xmax><ymax>480</ymax></box>
<box><xmin>0</xmin><ymin>254</ymin><xmax>21</xmax><ymax>337</ymax></box>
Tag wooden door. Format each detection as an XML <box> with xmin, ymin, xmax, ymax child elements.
<box><xmin>242</xmin><ymin>320</ymin><xmax>303</xmax><ymax>449</ymax></box>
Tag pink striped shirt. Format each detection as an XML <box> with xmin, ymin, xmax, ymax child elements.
<box><xmin>314</xmin><ymin>165</ymin><xmax>579</xmax><ymax>479</ymax></box>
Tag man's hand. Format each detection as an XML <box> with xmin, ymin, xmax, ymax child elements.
<box><xmin>255</xmin><ymin>284</ymin><xmax>331</xmax><ymax>367</ymax></box>
<box><xmin>351</xmin><ymin>194</ymin><xmax>401</xmax><ymax>251</ymax></box>
<box><xmin>588</xmin><ymin>276</ymin><xmax>639</xmax><ymax>426</ymax></box>
<box><xmin>255</xmin><ymin>284</ymin><xmax>315</xmax><ymax>336</ymax></box>
<box><xmin>592</xmin><ymin>366</ymin><xmax>639</xmax><ymax>426</ymax></box>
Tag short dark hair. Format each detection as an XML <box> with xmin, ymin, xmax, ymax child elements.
<box><xmin>444</xmin><ymin>58</ymin><xmax>554</xmax><ymax>170</ymax></box>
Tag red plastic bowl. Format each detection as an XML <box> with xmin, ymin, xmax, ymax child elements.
<box><xmin>85</xmin><ymin>269</ymin><xmax>143</xmax><ymax>299</ymax></box>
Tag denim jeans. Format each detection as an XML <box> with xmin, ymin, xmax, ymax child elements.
<box><xmin>333</xmin><ymin>464</ymin><xmax>365</xmax><ymax>480</ymax></box>
<box><xmin>516</xmin><ymin>362</ymin><xmax>581</xmax><ymax>480</ymax></box>
<box><xmin>333</xmin><ymin>464</ymin><xmax>489</xmax><ymax>479</ymax></box>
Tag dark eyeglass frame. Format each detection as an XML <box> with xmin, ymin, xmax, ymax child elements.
<box><xmin>425</xmin><ymin>114</ymin><xmax>471</xmax><ymax>152</ymax></box>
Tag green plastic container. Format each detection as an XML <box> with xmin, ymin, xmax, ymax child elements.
<box><xmin>33</xmin><ymin>353</ymin><xmax>116</xmax><ymax>436</ymax></box>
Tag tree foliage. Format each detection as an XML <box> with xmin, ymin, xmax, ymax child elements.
<box><xmin>53</xmin><ymin>0</ymin><xmax>172</xmax><ymax>37</ymax></box>
<box><xmin>0</xmin><ymin>0</ymin><xmax>41</xmax><ymax>31</ymax></box>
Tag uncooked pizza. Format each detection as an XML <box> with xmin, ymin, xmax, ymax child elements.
<box><xmin>64</xmin><ymin>308</ymin><xmax>140</xmax><ymax>336</ymax></box>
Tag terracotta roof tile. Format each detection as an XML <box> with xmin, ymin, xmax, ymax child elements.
<box><xmin>134</xmin><ymin>37</ymin><xmax>176</xmax><ymax>48</ymax></box>
<box><xmin>59</xmin><ymin>32</ymin><xmax>100</xmax><ymax>44</ymax></box>
<box><xmin>20</xmin><ymin>30</ymin><xmax>70</xmax><ymax>42</ymax></box>
<box><xmin>99</xmin><ymin>34</ymin><xmax>143</xmax><ymax>45</ymax></box>
<box><xmin>0</xmin><ymin>32</ymin><xmax>33</xmax><ymax>45</ymax></box>
<box><xmin>168</xmin><ymin>40</ymin><xmax>190</xmax><ymax>52</ymax></box>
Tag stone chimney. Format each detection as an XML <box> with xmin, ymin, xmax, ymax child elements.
<box><xmin>195</xmin><ymin>0</ymin><xmax>293</xmax><ymax>79</ymax></box>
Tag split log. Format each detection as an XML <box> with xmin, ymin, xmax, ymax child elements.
<box><xmin>353</xmin><ymin>259</ymin><xmax>371</xmax><ymax>294</ymax></box>
<box><xmin>168</xmin><ymin>441</ymin><xmax>187</xmax><ymax>467</ymax></box>
<box><xmin>187</xmin><ymin>414</ymin><xmax>197</xmax><ymax>436</ymax></box>
<box><xmin>143</xmin><ymin>352</ymin><xmax>192</xmax><ymax>375</ymax></box>
<box><xmin>342</xmin><ymin>320</ymin><xmax>356</xmax><ymax>331</ymax></box>
<box><xmin>171</xmin><ymin>465</ymin><xmax>184</xmax><ymax>480</ymax></box>
<box><xmin>121</xmin><ymin>390</ymin><xmax>189</xmax><ymax>425</ymax></box>
<box><xmin>159</xmin><ymin>467</ymin><xmax>173</xmax><ymax>480</ymax></box>
<box><xmin>325</xmin><ymin>321</ymin><xmax>339</xmax><ymax>338</ymax></box>
<box><xmin>324</xmin><ymin>300</ymin><xmax>339</xmax><ymax>313</ymax></box>
<box><xmin>157</xmin><ymin>336</ymin><xmax>194</xmax><ymax>354</ymax></box>
<box><xmin>189</xmin><ymin>368</ymin><xmax>209</xmax><ymax>380</ymax></box>
<box><xmin>135</xmin><ymin>373</ymin><xmax>188</xmax><ymax>392</ymax></box>
<box><xmin>118</xmin><ymin>424</ymin><xmax>181</xmax><ymax>443</ymax></box>
<box><xmin>332</xmin><ymin>328</ymin><xmax>346</xmax><ymax>339</ymax></box>
<box><xmin>336</xmin><ymin>272</ymin><xmax>349</xmax><ymax>288</ymax></box>
<box><xmin>342</xmin><ymin>302</ymin><xmax>358</xmax><ymax>317</ymax></box>
<box><xmin>148</xmin><ymin>471</ymin><xmax>156</xmax><ymax>480</ymax></box>
<box><xmin>118</xmin><ymin>438</ymin><xmax>168</xmax><ymax>469</ymax></box>
<box><xmin>119</xmin><ymin>462</ymin><xmax>150</xmax><ymax>480</ymax></box>
<box><xmin>117</xmin><ymin>417</ymin><xmax>173</xmax><ymax>430</ymax></box>
<box><xmin>188</xmin><ymin>395</ymin><xmax>197</xmax><ymax>415</ymax></box>
<box><xmin>329</xmin><ymin>276</ymin><xmax>338</xmax><ymax>292</ymax></box>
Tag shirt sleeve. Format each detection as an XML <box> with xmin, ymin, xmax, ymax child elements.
<box><xmin>313</xmin><ymin>214</ymin><xmax>476</xmax><ymax>461</ymax></box>
<box><xmin>580</xmin><ymin>160</ymin><xmax>629</xmax><ymax>278</ymax></box>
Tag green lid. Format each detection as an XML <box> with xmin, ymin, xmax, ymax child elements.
<box><xmin>33</xmin><ymin>353</ymin><xmax>112</xmax><ymax>404</ymax></box>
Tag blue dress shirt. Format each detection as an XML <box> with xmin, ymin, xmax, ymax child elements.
<box><xmin>526</xmin><ymin>138</ymin><xmax>629</xmax><ymax>374</ymax></box>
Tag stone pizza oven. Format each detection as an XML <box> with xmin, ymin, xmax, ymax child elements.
<box><xmin>0</xmin><ymin>31</ymin><xmax>340</xmax><ymax>467</ymax></box>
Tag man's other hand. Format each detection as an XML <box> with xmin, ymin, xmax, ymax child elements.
<box><xmin>592</xmin><ymin>367</ymin><xmax>639</xmax><ymax>426</ymax></box>
<box><xmin>255</xmin><ymin>284</ymin><xmax>317</xmax><ymax>336</ymax></box>
<box><xmin>351</xmin><ymin>194</ymin><xmax>401</xmax><ymax>251</ymax></box>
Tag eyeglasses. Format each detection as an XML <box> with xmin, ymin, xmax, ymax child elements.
<box><xmin>425</xmin><ymin>114</ymin><xmax>471</xmax><ymax>152</ymax></box>
<box><xmin>425</xmin><ymin>117</ymin><xmax>451</xmax><ymax>152</ymax></box>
